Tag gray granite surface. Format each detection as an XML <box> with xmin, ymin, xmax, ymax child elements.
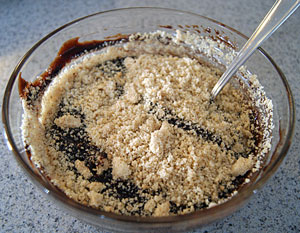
<box><xmin>0</xmin><ymin>0</ymin><xmax>299</xmax><ymax>232</ymax></box>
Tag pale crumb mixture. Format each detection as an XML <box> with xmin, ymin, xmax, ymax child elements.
<box><xmin>20</xmin><ymin>31</ymin><xmax>273</xmax><ymax>217</ymax></box>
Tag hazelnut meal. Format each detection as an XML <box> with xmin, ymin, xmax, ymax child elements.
<box><xmin>19</xmin><ymin>30</ymin><xmax>273</xmax><ymax>216</ymax></box>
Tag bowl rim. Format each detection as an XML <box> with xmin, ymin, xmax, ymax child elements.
<box><xmin>1</xmin><ymin>7</ymin><xmax>296</xmax><ymax>225</ymax></box>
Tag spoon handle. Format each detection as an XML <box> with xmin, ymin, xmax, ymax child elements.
<box><xmin>211</xmin><ymin>0</ymin><xmax>300</xmax><ymax>100</ymax></box>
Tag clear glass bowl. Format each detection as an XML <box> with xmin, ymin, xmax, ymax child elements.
<box><xmin>2</xmin><ymin>7</ymin><xmax>295</xmax><ymax>232</ymax></box>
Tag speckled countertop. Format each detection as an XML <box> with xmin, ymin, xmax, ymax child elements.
<box><xmin>0</xmin><ymin>0</ymin><xmax>299</xmax><ymax>232</ymax></box>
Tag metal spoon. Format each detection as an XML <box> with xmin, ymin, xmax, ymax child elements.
<box><xmin>210</xmin><ymin>0</ymin><xmax>299</xmax><ymax>101</ymax></box>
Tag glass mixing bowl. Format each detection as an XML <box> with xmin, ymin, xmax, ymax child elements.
<box><xmin>2</xmin><ymin>7</ymin><xmax>295</xmax><ymax>232</ymax></box>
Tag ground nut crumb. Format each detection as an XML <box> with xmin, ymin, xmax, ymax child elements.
<box><xmin>88</xmin><ymin>191</ymin><xmax>104</xmax><ymax>207</ymax></box>
<box><xmin>153</xmin><ymin>201</ymin><xmax>170</xmax><ymax>217</ymax></box>
<box><xmin>20</xmin><ymin>30</ymin><xmax>273</xmax><ymax>217</ymax></box>
<box><xmin>54</xmin><ymin>114</ymin><xmax>81</xmax><ymax>129</ymax></box>
<box><xmin>144</xmin><ymin>199</ymin><xmax>156</xmax><ymax>212</ymax></box>
<box><xmin>75</xmin><ymin>160</ymin><xmax>93</xmax><ymax>179</ymax></box>
<box><xmin>149</xmin><ymin>121</ymin><xmax>173</xmax><ymax>156</ymax></box>
<box><xmin>124</xmin><ymin>83</ymin><xmax>140</xmax><ymax>104</ymax></box>
<box><xmin>112</xmin><ymin>156</ymin><xmax>131</xmax><ymax>179</ymax></box>
<box><xmin>232</xmin><ymin>157</ymin><xmax>254</xmax><ymax>176</ymax></box>
<box><xmin>88</xmin><ymin>182</ymin><xmax>105</xmax><ymax>192</ymax></box>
